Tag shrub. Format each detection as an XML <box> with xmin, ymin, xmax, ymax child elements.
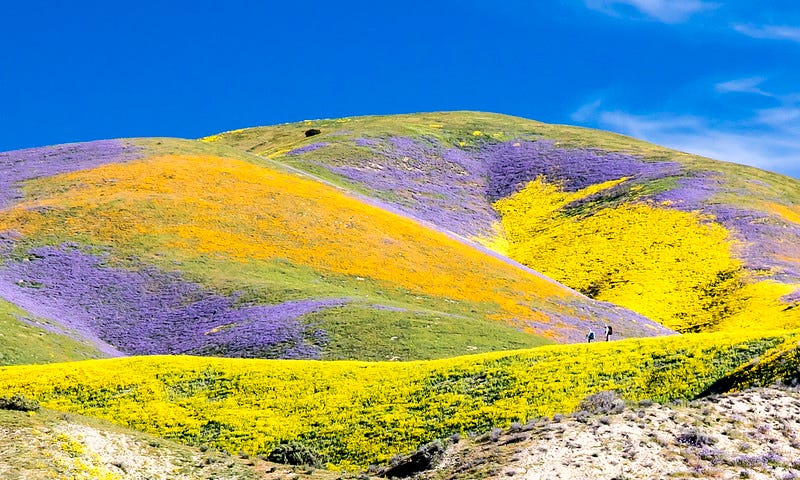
<box><xmin>577</xmin><ymin>390</ymin><xmax>625</xmax><ymax>415</ymax></box>
<box><xmin>573</xmin><ymin>410</ymin><xmax>591</xmax><ymax>424</ymax></box>
<box><xmin>267</xmin><ymin>441</ymin><xmax>327</xmax><ymax>468</ymax></box>
<box><xmin>0</xmin><ymin>394</ymin><xmax>40</xmax><ymax>412</ymax></box>
<box><xmin>379</xmin><ymin>440</ymin><xmax>446</xmax><ymax>478</ymax></box>
<box><xmin>676</xmin><ymin>429</ymin><xmax>717</xmax><ymax>448</ymax></box>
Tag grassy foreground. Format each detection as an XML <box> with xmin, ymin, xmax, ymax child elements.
<box><xmin>1</xmin><ymin>330</ymin><xmax>797</xmax><ymax>468</ymax></box>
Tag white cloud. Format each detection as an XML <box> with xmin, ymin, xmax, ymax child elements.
<box><xmin>755</xmin><ymin>106</ymin><xmax>800</xmax><ymax>126</ymax></box>
<box><xmin>599</xmin><ymin>110</ymin><xmax>800</xmax><ymax>176</ymax></box>
<box><xmin>585</xmin><ymin>0</ymin><xmax>717</xmax><ymax>23</ymax></box>
<box><xmin>570</xmin><ymin>99</ymin><xmax>603</xmax><ymax>122</ymax></box>
<box><xmin>734</xmin><ymin>24</ymin><xmax>800</xmax><ymax>42</ymax></box>
<box><xmin>714</xmin><ymin>77</ymin><xmax>771</xmax><ymax>96</ymax></box>
<box><xmin>571</xmin><ymin>91</ymin><xmax>800</xmax><ymax>178</ymax></box>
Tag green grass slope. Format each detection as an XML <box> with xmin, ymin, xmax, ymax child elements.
<box><xmin>0</xmin><ymin>298</ymin><xmax>101</xmax><ymax>366</ymax></box>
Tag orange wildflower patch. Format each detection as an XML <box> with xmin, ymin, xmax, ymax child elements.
<box><xmin>0</xmin><ymin>155</ymin><xmax>571</xmax><ymax>327</ymax></box>
<box><xmin>765</xmin><ymin>202</ymin><xmax>800</xmax><ymax>225</ymax></box>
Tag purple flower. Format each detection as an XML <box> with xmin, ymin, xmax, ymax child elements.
<box><xmin>478</xmin><ymin>140</ymin><xmax>682</xmax><ymax>200</ymax></box>
<box><xmin>652</xmin><ymin>172</ymin><xmax>721</xmax><ymax>209</ymax></box>
<box><xmin>354</xmin><ymin>138</ymin><xmax>378</xmax><ymax>147</ymax></box>
<box><xmin>701</xmin><ymin>205</ymin><xmax>800</xmax><ymax>283</ymax></box>
<box><xmin>330</xmin><ymin>136</ymin><xmax>498</xmax><ymax>239</ymax></box>
<box><xmin>0</xmin><ymin>140</ymin><xmax>142</xmax><ymax>208</ymax></box>
<box><xmin>528</xmin><ymin>300</ymin><xmax>675</xmax><ymax>343</ymax></box>
<box><xmin>286</xmin><ymin>143</ymin><xmax>329</xmax><ymax>155</ymax></box>
<box><xmin>783</xmin><ymin>289</ymin><xmax>800</xmax><ymax>304</ymax></box>
<box><xmin>0</xmin><ymin>244</ymin><xmax>343</xmax><ymax>359</ymax></box>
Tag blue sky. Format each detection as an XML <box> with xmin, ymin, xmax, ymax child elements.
<box><xmin>2</xmin><ymin>0</ymin><xmax>799</xmax><ymax>177</ymax></box>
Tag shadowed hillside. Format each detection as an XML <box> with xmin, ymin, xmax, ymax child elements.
<box><xmin>205</xmin><ymin>111</ymin><xmax>800</xmax><ymax>333</ymax></box>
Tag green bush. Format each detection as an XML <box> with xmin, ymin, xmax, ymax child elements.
<box><xmin>0</xmin><ymin>394</ymin><xmax>40</xmax><ymax>412</ymax></box>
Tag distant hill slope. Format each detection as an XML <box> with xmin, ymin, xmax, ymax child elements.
<box><xmin>0</xmin><ymin>135</ymin><xmax>666</xmax><ymax>363</ymax></box>
<box><xmin>0</xmin><ymin>297</ymin><xmax>101</xmax><ymax>365</ymax></box>
<box><xmin>205</xmin><ymin>111</ymin><xmax>800</xmax><ymax>333</ymax></box>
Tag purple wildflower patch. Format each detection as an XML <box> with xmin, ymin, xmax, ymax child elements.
<box><xmin>331</xmin><ymin>136</ymin><xmax>497</xmax><ymax>239</ymax></box>
<box><xmin>354</xmin><ymin>138</ymin><xmax>378</xmax><ymax>147</ymax></box>
<box><xmin>0</xmin><ymin>245</ymin><xmax>343</xmax><ymax>359</ymax></box>
<box><xmin>783</xmin><ymin>289</ymin><xmax>800</xmax><ymax>304</ymax></box>
<box><xmin>652</xmin><ymin>172</ymin><xmax>721</xmax><ymax>210</ymax></box>
<box><xmin>478</xmin><ymin>140</ymin><xmax>682</xmax><ymax>200</ymax></box>
<box><xmin>0</xmin><ymin>140</ymin><xmax>142</xmax><ymax>209</ymax></box>
<box><xmin>704</xmin><ymin>205</ymin><xmax>800</xmax><ymax>282</ymax></box>
<box><xmin>286</xmin><ymin>142</ymin><xmax>329</xmax><ymax>155</ymax></box>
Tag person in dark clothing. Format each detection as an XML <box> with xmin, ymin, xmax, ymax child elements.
<box><xmin>604</xmin><ymin>324</ymin><xmax>613</xmax><ymax>341</ymax></box>
<box><xmin>586</xmin><ymin>330</ymin><xmax>595</xmax><ymax>343</ymax></box>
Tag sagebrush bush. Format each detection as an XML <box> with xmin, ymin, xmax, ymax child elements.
<box><xmin>676</xmin><ymin>429</ymin><xmax>717</xmax><ymax>447</ymax></box>
<box><xmin>577</xmin><ymin>390</ymin><xmax>625</xmax><ymax>415</ymax></box>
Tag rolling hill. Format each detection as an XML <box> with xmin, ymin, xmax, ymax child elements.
<box><xmin>2</xmin><ymin>111</ymin><xmax>800</xmax><ymax>475</ymax></box>
<box><xmin>1</xmin><ymin>330</ymin><xmax>797</xmax><ymax>468</ymax></box>
<box><xmin>0</xmin><ymin>123</ymin><xmax>673</xmax><ymax>364</ymax></box>
<box><xmin>204</xmin><ymin>112</ymin><xmax>800</xmax><ymax>333</ymax></box>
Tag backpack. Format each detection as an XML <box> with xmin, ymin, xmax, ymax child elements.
<box><xmin>587</xmin><ymin>331</ymin><xmax>595</xmax><ymax>340</ymax></box>
<box><xmin>607</xmin><ymin>326</ymin><xmax>613</xmax><ymax>335</ymax></box>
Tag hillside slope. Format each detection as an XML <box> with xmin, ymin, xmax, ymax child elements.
<box><xmin>0</xmin><ymin>137</ymin><xmax>666</xmax><ymax>363</ymax></box>
<box><xmin>1</xmin><ymin>330</ymin><xmax>795</xmax><ymax>468</ymax></box>
<box><xmin>205</xmin><ymin>111</ymin><xmax>800</xmax><ymax>333</ymax></box>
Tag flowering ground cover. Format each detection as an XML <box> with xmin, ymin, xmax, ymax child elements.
<box><xmin>2</xmin><ymin>111</ymin><xmax>799</xmax><ymax>362</ymax></box>
<box><xmin>0</xmin><ymin>330</ymin><xmax>794</xmax><ymax>468</ymax></box>
<box><xmin>0</xmin><ymin>140</ymin><xmax>141</xmax><ymax>209</ymax></box>
<box><xmin>478</xmin><ymin>139</ymin><xmax>681</xmax><ymax>200</ymax></box>
<box><xmin>0</xmin><ymin>153</ymin><xmax>667</xmax><ymax>349</ymax></box>
<box><xmin>206</xmin><ymin>112</ymin><xmax>800</xmax><ymax>333</ymax></box>
<box><xmin>328</xmin><ymin>136</ymin><xmax>498</xmax><ymax>239</ymax></box>
<box><xmin>495</xmin><ymin>178</ymin><xmax>746</xmax><ymax>331</ymax></box>
<box><xmin>0</xmin><ymin>244</ymin><xmax>339</xmax><ymax>358</ymax></box>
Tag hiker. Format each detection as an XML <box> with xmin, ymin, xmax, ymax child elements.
<box><xmin>586</xmin><ymin>330</ymin><xmax>595</xmax><ymax>343</ymax></box>
<box><xmin>604</xmin><ymin>324</ymin><xmax>613</xmax><ymax>341</ymax></box>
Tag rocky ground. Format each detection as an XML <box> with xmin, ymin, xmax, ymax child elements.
<box><xmin>423</xmin><ymin>386</ymin><xmax>800</xmax><ymax>480</ymax></box>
